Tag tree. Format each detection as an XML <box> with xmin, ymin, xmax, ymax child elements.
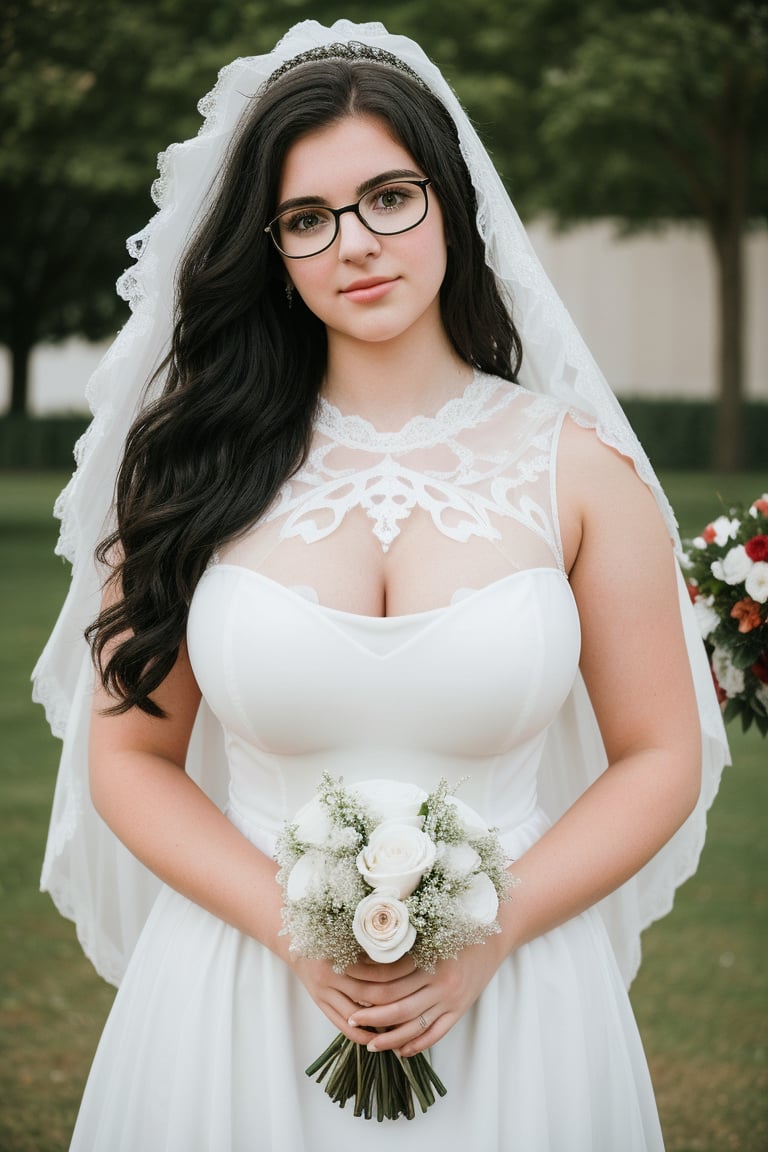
<box><xmin>0</xmin><ymin>0</ymin><xmax>300</xmax><ymax>414</ymax></box>
<box><xmin>508</xmin><ymin>0</ymin><xmax>768</xmax><ymax>472</ymax></box>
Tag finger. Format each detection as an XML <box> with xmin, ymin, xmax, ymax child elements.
<box><xmin>364</xmin><ymin>1007</ymin><xmax>449</xmax><ymax>1055</ymax></box>
<box><xmin>344</xmin><ymin>955</ymin><xmax>415</xmax><ymax>981</ymax></box>
<box><xmin>396</xmin><ymin>1010</ymin><xmax>455</xmax><ymax>1058</ymax></box>
<box><xmin>321</xmin><ymin>989</ymin><xmax>385</xmax><ymax>1045</ymax></box>
<box><xmin>347</xmin><ymin>988</ymin><xmax>436</xmax><ymax>1032</ymax></box>
<box><xmin>342</xmin><ymin>969</ymin><xmax>429</xmax><ymax>1009</ymax></box>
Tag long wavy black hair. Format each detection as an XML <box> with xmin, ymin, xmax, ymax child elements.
<box><xmin>88</xmin><ymin>56</ymin><xmax>524</xmax><ymax>716</ymax></box>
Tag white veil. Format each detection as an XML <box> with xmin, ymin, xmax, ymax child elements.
<box><xmin>33</xmin><ymin>18</ymin><xmax>729</xmax><ymax>989</ymax></box>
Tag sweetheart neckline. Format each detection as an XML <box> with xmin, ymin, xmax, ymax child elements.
<box><xmin>202</xmin><ymin>563</ymin><xmax>572</xmax><ymax>624</ymax></box>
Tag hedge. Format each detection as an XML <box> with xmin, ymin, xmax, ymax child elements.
<box><xmin>0</xmin><ymin>400</ymin><xmax>766</xmax><ymax>471</ymax></box>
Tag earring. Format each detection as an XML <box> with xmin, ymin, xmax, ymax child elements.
<box><xmin>285</xmin><ymin>283</ymin><xmax>294</xmax><ymax>309</ymax></box>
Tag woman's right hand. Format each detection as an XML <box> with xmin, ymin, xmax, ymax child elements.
<box><xmin>290</xmin><ymin>953</ymin><xmax>425</xmax><ymax>1045</ymax></box>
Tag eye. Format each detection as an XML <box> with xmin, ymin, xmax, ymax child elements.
<box><xmin>283</xmin><ymin>208</ymin><xmax>331</xmax><ymax>234</ymax></box>
<box><xmin>367</xmin><ymin>184</ymin><xmax>414</xmax><ymax>213</ymax></box>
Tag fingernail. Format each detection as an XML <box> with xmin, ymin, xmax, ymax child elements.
<box><xmin>348</xmin><ymin>1017</ymin><xmax>358</xmax><ymax>1027</ymax></box>
<box><xmin>367</xmin><ymin>1040</ymin><xmax>378</xmax><ymax>1052</ymax></box>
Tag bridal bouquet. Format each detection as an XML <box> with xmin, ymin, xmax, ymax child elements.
<box><xmin>275</xmin><ymin>773</ymin><xmax>513</xmax><ymax>1120</ymax></box>
<box><xmin>683</xmin><ymin>493</ymin><xmax>768</xmax><ymax>736</ymax></box>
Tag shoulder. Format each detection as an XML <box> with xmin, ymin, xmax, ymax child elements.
<box><xmin>555</xmin><ymin>414</ymin><xmax>670</xmax><ymax>572</ymax></box>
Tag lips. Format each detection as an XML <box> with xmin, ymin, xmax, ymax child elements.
<box><xmin>340</xmin><ymin>277</ymin><xmax>398</xmax><ymax>302</ymax></box>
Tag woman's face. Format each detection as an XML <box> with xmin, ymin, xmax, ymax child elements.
<box><xmin>274</xmin><ymin>115</ymin><xmax>448</xmax><ymax>350</ymax></box>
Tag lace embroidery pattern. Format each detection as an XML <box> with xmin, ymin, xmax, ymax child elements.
<box><xmin>264</xmin><ymin>374</ymin><xmax>564</xmax><ymax>559</ymax></box>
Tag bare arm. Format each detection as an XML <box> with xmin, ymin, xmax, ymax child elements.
<box><xmin>89</xmin><ymin>635</ymin><xmax>289</xmax><ymax>958</ymax></box>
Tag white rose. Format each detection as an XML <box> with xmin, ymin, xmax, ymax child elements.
<box><xmin>292</xmin><ymin>794</ymin><xmax>334</xmax><ymax>848</ymax></box>
<box><xmin>440</xmin><ymin>841</ymin><xmax>482</xmax><ymax>878</ymax></box>
<box><xmin>745</xmin><ymin>561</ymin><xmax>768</xmax><ymax>604</ymax></box>
<box><xmin>710</xmin><ymin>516</ymin><xmax>741</xmax><ymax>546</ymax></box>
<box><xmin>719</xmin><ymin>545</ymin><xmax>754</xmax><ymax>586</ymax></box>
<box><xmin>357</xmin><ymin>823</ymin><xmax>437</xmax><ymax>898</ymax></box>
<box><xmin>711</xmin><ymin>646</ymin><xmax>745</xmax><ymax>698</ymax></box>
<box><xmin>444</xmin><ymin>795</ymin><xmax>490</xmax><ymax>840</ymax></box>
<box><xmin>286</xmin><ymin>850</ymin><xmax>328</xmax><ymax>901</ymax></box>
<box><xmin>353</xmin><ymin>889</ymin><xmax>416</xmax><ymax>963</ymax></box>
<box><xmin>457</xmin><ymin>872</ymin><xmax>499</xmax><ymax>925</ymax></box>
<box><xmin>692</xmin><ymin>595</ymin><xmax>720</xmax><ymax>639</ymax></box>
<box><xmin>351</xmin><ymin>779</ymin><xmax>427</xmax><ymax>827</ymax></box>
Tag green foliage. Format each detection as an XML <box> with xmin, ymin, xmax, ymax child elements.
<box><xmin>529</xmin><ymin>1</ymin><xmax>768</xmax><ymax>227</ymax></box>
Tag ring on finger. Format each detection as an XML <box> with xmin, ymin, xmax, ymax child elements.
<box><xmin>417</xmin><ymin>1013</ymin><xmax>429</xmax><ymax>1031</ymax></box>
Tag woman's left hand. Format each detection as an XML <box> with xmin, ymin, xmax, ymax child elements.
<box><xmin>345</xmin><ymin>931</ymin><xmax>508</xmax><ymax>1058</ymax></box>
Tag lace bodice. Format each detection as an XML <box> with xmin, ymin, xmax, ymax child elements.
<box><xmin>218</xmin><ymin>373</ymin><xmax>568</xmax><ymax>616</ymax></box>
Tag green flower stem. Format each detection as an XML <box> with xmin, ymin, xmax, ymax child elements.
<box><xmin>305</xmin><ymin>1033</ymin><xmax>447</xmax><ymax>1121</ymax></box>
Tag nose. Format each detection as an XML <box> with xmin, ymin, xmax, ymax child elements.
<box><xmin>336</xmin><ymin>210</ymin><xmax>381</xmax><ymax>262</ymax></box>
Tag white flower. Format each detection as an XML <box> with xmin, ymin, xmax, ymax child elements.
<box><xmin>709</xmin><ymin>516</ymin><xmax>741</xmax><ymax>545</ymax></box>
<box><xmin>353</xmin><ymin>889</ymin><xmax>416</xmax><ymax>963</ymax></box>
<box><xmin>440</xmin><ymin>841</ymin><xmax>481</xmax><ymax>878</ymax></box>
<box><xmin>444</xmin><ymin>795</ymin><xmax>490</xmax><ymax>840</ymax></box>
<box><xmin>328</xmin><ymin>826</ymin><xmax>361</xmax><ymax>852</ymax></box>
<box><xmin>756</xmin><ymin>682</ymin><xmax>768</xmax><ymax>711</ymax></box>
<box><xmin>292</xmin><ymin>794</ymin><xmax>335</xmax><ymax>848</ymax></box>
<box><xmin>351</xmin><ymin>779</ymin><xmax>427</xmax><ymax>827</ymax></box>
<box><xmin>745</xmin><ymin>561</ymin><xmax>768</xmax><ymax>604</ymax></box>
<box><xmin>456</xmin><ymin>873</ymin><xmax>499</xmax><ymax>925</ymax></box>
<box><xmin>714</xmin><ymin>545</ymin><xmax>754</xmax><ymax>586</ymax></box>
<box><xmin>286</xmin><ymin>850</ymin><xmax>328</xmax><ymax>901</ymax></box>
<box><xmin>692</xmin><ymin>594</ymin><xmax>720</xmax><ymax>639</ymax></box>
<box><xmin>357</xmin><ymin>822</ymin><xmax>437</xmax><ymax>898</ymax></box>
<box><xmin>711</xmin><ymin>646</ymin><xmax>745</xmax><ymax>698</ymax></box>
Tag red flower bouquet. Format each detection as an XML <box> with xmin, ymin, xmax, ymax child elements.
<box><xmin>684</xmin><ymin>495</ymin><xmax>768</xmax><ymax>736</ymax></box>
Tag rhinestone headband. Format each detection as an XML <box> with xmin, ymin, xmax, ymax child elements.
<box><xmin>264</xmin><ymin>41</ymin><xmax>429</xmax><ymax>91</ymax></box>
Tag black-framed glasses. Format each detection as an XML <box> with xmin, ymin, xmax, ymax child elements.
<box><xmin>264</xmin><ymin>178</ymin><xmax>432</xmax><ymax>259</ymax></box>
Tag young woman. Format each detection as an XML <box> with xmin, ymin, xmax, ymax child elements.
<box><xmin>35</xmin><ymin>20</ymin><xmax>728</xmax><ymax>1151</ymax></box>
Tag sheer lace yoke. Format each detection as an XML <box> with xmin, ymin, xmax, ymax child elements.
<box><xmin>216</xmin><ymin>373</ymin><xmax>568</xmax><ymax>617</ymax></box>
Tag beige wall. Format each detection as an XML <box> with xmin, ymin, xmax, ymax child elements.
<box><xmin>2</xmin><ymin>222</ymin><xmax>767</xmax><ymax>413</ymax></box>
<box><xmin>528</xmin><ymin>220</ymin><xmax>768</xmax><ymax>401</ymax></box>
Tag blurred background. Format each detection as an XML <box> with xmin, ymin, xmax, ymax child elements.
<box><xmin>2</xmin><ymin>0</ymin><xmax>767</xmax><ymax>470</ymax></box>
<box><xmin>1</xmin><ymin>2</ymin><xmax>766</xmax><ymax>1150</ymax></box>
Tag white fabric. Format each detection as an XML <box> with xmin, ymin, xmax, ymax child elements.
<box><xmin>70</xmin><ymin>433</ymin><xmax>665</xmax><ymax>1145</ymax></box>
<box><xmin>33</xmin><ymin>16</ymin><xmax>728</xmax><ymax>1003</ymax></box>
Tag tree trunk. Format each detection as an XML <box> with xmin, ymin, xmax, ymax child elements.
<box><xmin>9</xmin><ymin>337</ymin><xmax>32</xmax><ymax>416</ymax></box>
<box><xmin>711</xmin><ymin>121</ymin><xmax>747</xmax><ymax>473</ymax></box>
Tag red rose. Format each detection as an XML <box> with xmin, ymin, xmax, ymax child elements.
<box><xmin>745</xmin><ymin>534</ymin><xmax>768</xmax><ymax>563</ymax></box>
<box><xmin>751</xmin><ymin>497</ymin><xmax>768</xmax><ymax>517</ymax></box>
<box><xmin>710</xmin><ymin>662</ymin><xmax>727</xmax><ymax>704</ymax></box>
<box><xmin>751</xmin><ymin>652</ymin><xmax>768</xmax><ymax>684</ymax></box>
<box><xmin>686</xmin><ymin>583</ymin><xmax>699</xmax><ymax>604</ymax></box>
<box><xmin>702</xmin><ymin>524</ymin><xmax>717</xmax><ymax>544</ymax></box>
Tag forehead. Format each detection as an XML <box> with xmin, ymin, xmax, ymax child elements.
<box><xmin>278</xmin><ymin>114</ymin><xmax>418</xmax><ymax>197</ymax></box>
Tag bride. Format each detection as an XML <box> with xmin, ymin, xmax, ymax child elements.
<box><xmin>35</xmin><ymin>20</ymin><xmax>727</xmax><ymax>1151</ymax></box>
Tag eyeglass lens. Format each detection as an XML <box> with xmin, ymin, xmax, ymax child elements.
<box><xmin>272</xmin><ymin>180</ymin><xmax>429</xmax><ymax>258</ymax></box>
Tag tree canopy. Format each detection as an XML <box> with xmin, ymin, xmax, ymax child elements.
<box><xmin>2</xmin><ymin>0</ymin><xmax>766</xmax><ymax>467</ymax></box>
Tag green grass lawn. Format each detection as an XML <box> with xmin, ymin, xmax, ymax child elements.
<box><xmin>1</xmin><ymin>470</ymin><xmax>766</xmax><ymax>1151</ymax></box>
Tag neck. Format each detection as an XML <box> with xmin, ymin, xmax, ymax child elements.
<box><xmin>323</xmin><ymin>323</ymin><xmax>473</xmax><ymax>431</ymax></box>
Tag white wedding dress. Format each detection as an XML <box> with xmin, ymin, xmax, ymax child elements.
<box><xmin>69</xmin><ymin>374</ymin><xmax>664</xmax><ymax>1151</ymax></box>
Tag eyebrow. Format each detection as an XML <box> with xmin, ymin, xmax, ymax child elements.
<box><xmin>273</xmin><ymin>168</ymin><xmax>424</xmax><ymax>216</ymax></box>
